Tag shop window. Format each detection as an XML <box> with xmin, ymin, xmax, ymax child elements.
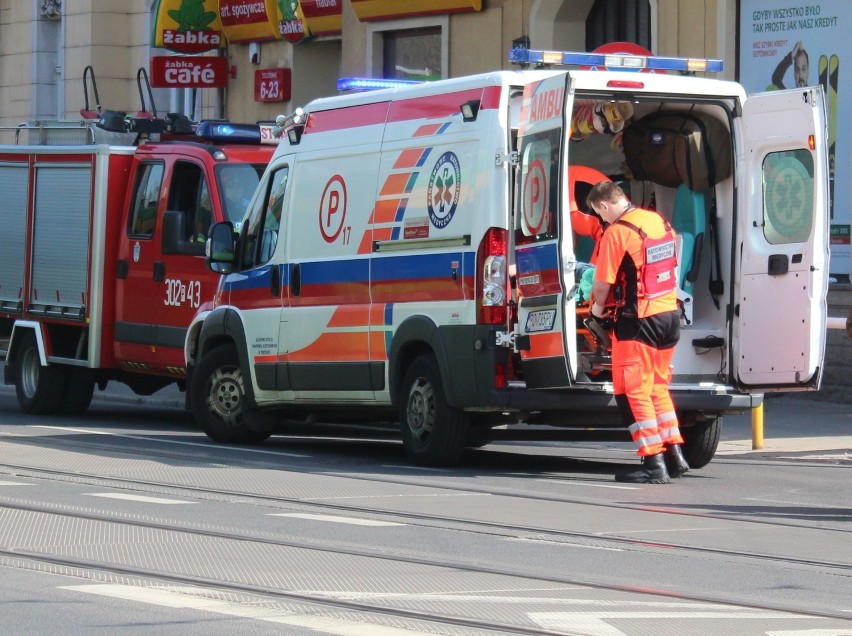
<box><xmin>369</xmin><ymin>17</ymin><xmax>448</xmax><ymax>81</ymax></box>
<box><xmin>383</xmin><ymin>27</ymin><xmax>441</xmax><ymax>80</ymax></box>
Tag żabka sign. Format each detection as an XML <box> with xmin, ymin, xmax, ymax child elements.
<box><xmin>151</xmin><ymin>0</ymin><xmax>225</xmax><ymax>53</ymax></box>
<box><xmin>150</xmin><ymin>56</ymin><xmax>229</xmax><ymax>88</ymax></box>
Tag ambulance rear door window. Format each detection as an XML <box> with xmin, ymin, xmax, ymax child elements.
<box><xmin>761</xmin><ymin>149</ymin><xmax>814</xmax><ymax>245</ymax></box>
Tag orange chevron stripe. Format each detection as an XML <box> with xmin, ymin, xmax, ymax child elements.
<box><xmin>380</xmin><ymin>172</ymin><xmax>410</xmax><ymax>197</ymax></box>
<box><xmin>371</xmin><ymin>198</ymin><xmax>401</xmax><ymax>224</ymax></box>
<box><xmin>414</xmin><ymin>123</ymin><xmax>442</xmax><ymax>137</ymax></box>
<box><xmin>393</xmin><ymin>148</ymin><xmax>424</xmax><ymax>169</ymax></box>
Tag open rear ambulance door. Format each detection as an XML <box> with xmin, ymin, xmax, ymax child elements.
<box><xmin>512</xmin><ymin>73</ymin><xmax>578</xmax><ymax>388</ymax></box>
<box><xmin>734</xmin><ymin>86</ymin><xmax>829</xmax><ymax>390</ymax></box>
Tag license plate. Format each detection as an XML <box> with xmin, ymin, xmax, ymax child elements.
<box><xmin>525</xmin><ymin>309</ymin><xmax>556</xmax><ymax>333</ymax></box>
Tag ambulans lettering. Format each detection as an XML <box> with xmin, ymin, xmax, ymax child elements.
<box><xmin>164</xmin><ymin>278</ymin><xmax>202</xmax><ymax>308</ymax></box>
<box><xmin>427</xmin><ymin>152</ymin><xmax>461</xmax><ymax>229</ymax></box>
<box><xmin>527</xmin><ymin>87</ymin><xmax>564</xmax><ymax>125</ymax></box>
<box><xmin>319</xmin><ymin>175</ymin><xmax>348</xmax><ymax>243</ymax></box>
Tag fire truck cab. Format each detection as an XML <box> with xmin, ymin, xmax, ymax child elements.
<box><xmin>187</xmin><ymin>48</ymin><xmax>829</xmax><ymax>467</ymax></box>
<box><xmin>0</xmin><ymin>113</ymin><xmax>276</xmax><ymax>414</ymax></box>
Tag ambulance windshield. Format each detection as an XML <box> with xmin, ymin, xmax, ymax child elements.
<box><xmin>216</xmin><ymin>163</ymin><xmax>265</xmax><ymax>225</ymax></box>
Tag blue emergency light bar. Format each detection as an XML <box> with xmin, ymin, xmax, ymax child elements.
<box><xmin>508</xmin><ymin>48</ymin><xmax>724</xmax><ymax>74</ymax></box>
<box><xmin>337</xmin><ymin>77</ymin><xmax>423</xmax><ymax>92</ymax></box>
<box><xmin>195</xmin><ymin>121</ymin><xmax>262</xmax><ymax>145</ymax></box>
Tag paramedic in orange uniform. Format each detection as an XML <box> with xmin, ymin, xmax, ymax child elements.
<box><xmin>586</xmin><ymin>181</ymin><xmax>689</xmax><ymax>483</ymax></box>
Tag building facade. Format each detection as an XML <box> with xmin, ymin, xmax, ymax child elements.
<box><xmin>0</xmin><ymin>0</ymin><xmax>736</xmax><ymax>129</ymax></box>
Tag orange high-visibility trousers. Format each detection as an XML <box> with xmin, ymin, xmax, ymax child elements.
<box><xmin>612</xmin><ymin>334</ymin><xmax>683</xmax><ymax>457</ymax></box>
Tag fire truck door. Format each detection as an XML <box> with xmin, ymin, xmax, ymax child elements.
<box><xmin>512</xmin><ymin>73</ymin><xmax>578</xmax><ymax>388</ymax></box>
<box><xmin>116</xmin><ymin>159</ymin><xmax>209</xmax><ymax>375</ymax></box>
<box><xmin>734</xmin><ymin>87</ymin><xmax>829</xmax><ymax>389</ymax></box>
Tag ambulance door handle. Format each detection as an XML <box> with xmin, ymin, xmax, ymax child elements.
<box><xmin>270</xmin><ymin>264</ymin><xmax>280</xmax><ymax>297</ymax></box>
<box><xmin>291</xmin><ymin>263</ymin><xmax>301</xmax><ymax>297</ymax></box>
<box><xmin>153</xmin><ymin>261</ymin><xmax>166</xmax><ymax>281</ymax></box>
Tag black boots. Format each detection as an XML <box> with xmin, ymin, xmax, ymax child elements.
<box><xmin>664</xmin><ymin>444</ymin><xmax>690</xmax><ymax>478</ymax></box>
<box><xmin>615</xmin><ymin>452</ymin><xmax>670</xmax><ymax>484</ymax></box>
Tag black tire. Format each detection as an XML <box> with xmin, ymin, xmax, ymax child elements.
<box><xmin>14</xmin><ymin>332</ymin><xmax>64</xmax><ymax>414</ymax></box>
<box><xmin>399</xmin><ymin>354</ymin><xmax>469</xmax><ymax>466</ymax></box>
<box><xmin>190</xmin><ymin>344</ymin><xmax>274</xmax><ymax>444</ymax></box>
<box><xmin>60</xmin><ymin>368</ymin><xmax>95</xmax><ymax>415</ymax></box>
<box><xmin>682</xmin><ymin>417</ymin><xmax>722</xmax><ymax>469</ymax></box>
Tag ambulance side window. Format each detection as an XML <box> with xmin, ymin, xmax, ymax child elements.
<box><xmin>761</xmin><ymin>149</ymin><xmax>814</xmax><ymax>245</ymax></box>
<box><xmin>239</xmin><ymin>165</ymin><xmax>289</xmax><ymax>268</ymax></box>
<box><xmin>129</xmin><ymin>162</ymin><xmax>164</xmax><ymax>238</ymax></box>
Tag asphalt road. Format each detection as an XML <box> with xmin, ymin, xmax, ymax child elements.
<box><xmin>0</xmin><ymin>378</ymin><xmax>850</xmax><ymax>636</ymax></box>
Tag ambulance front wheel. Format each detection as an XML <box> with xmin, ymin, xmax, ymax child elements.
<box><xmin>14</xmin><ymin>331</ymin><xmax>64</xmax><ymax>415</ymax></box>
<box><xmin>399</xmin><ymin>354</ymin><xmax>469</xmax><ymax>466</ymax></box>
<box><xmin>681</xmin><ymin>416</ymin><xmax>722</xmax><ymax>469</ymax></box>
<box><xmin>191</xmin><ymin>344</ymin><xmax>274</xmax><ymax>444</ymax></box>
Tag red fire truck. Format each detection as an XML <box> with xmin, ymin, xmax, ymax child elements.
<box><xmin>0</xmin><ymin>111</ymin><xmax>276</xmax><ymax>414</ymax></box>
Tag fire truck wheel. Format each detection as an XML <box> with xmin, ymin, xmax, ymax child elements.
<box><xmin>14</xmin><ymin>331</ymin><xmax>64</xmax><ymax>415</ymax></box>
<box><xmin>191</xmin><ymin>344</ymin><xmax>273</xmax><ymax>444</ymax></box>
<box><xmin>681</xmin><ymin>416</ymin><xmax>722</xmax><ymax>469</ymax></box>
<box><xmin>60</xmin><ymin>368</ymin><xmax>95</xmax><ymax>415</ymax></box>
<box><xmin>399</xmin><ymin>354</ymin><xmax>469</xmax><ymax>466</ymax></box>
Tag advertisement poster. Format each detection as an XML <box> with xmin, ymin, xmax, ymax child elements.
<box><xmin>739</xmin><ymin>0</ymin><xmax>851</xmax><ymax>278</ymax></box>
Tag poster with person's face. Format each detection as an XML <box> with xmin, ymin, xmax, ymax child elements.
<box><xmin>739</xmin><ymin>0</ymin><xmax>850</xmax><ymax>279</ymax></box>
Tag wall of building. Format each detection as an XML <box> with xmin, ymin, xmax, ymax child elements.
<box><xmin>1</xmin><ymin>1</ymin><xmax>742</xmax><ymax>127</ymax></box>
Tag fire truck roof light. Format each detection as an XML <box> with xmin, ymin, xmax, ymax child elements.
<box><xmin>337</xmin><ymin>77</ymin><xmax>423</xmax><ymax>92</ymax></box>
<box><xmin>195</xmin><ymin>121</ymin><xmax>261</xmax><ymax>145</ymax></box>
<box><xmin>507</xmin><ymin>48</ymin><xmax>724</xmax><ymax>74</ymax></box>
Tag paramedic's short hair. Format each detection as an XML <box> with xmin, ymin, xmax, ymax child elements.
<box><xmin>586</xmin><ymin>181</ymin><xmax>625</xmax><ymax>209</ymax></box>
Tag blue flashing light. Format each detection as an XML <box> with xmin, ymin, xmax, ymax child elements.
<box><xmin>196</xmin><ymin>121</ymin><xmax>262</xmax><ymax>145</ymax></box>
<box><xmin>508</xmin><ymin>48</ymin><xmax>723</xmax><ymax>74</ymax></box>
<box><xmin>337</xmin><ymin>77</ymin><xmax>423</xmax><ymax>92</ymax></box>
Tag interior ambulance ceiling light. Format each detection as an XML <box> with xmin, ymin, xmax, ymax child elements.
<box><xmin>337</xmin><ymin>77</ymin><xmax>423</xmax><ymax>92</ymax></box>
<box><xmin>507</xmin><ymin>48</ymin><xmax>724</xmax><ymax>74</ymax></box>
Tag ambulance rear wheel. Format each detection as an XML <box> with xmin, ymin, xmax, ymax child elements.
<box><xmin>192</xmin><ymin>344</ymin><xmax>273</xmax><ymax>444</ymax></box>
<box><xmin>681</xmin><ymin>416</ymin><xmax>722</xmax><ymax>469</ymax></box>
<box><xmin>14</xmin><ymin>331</ymin><xmax>64</xmax><ymax>415</ymax></box>
<box><xmin>399</xmin><ymin>354</ymin><xmax>469</xmax><ymax>466</ymax></box>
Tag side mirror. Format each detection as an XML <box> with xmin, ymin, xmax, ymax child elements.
<box><xmin>208</xmin><ymin>222</ymin><xmax>236</xmax><ymax>274</ymax></box>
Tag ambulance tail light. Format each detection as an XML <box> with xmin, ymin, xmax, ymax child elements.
<box><xmin>477</xmin><ymin>227</ymin><xmax>508</xmax><ymax>325</ymax></box>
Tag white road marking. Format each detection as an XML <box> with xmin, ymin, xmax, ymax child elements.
<box><xmin>506</xmin><ymin>536</ymin><xmax>624</xmax><ymax>551</ymax></box>
<box><xmin>33</xmin><ymin>425</ymin><xmax>309</xmax><ymax>458</ymax></box>
<box><xmin>768</xmin><ymin>631</ymin><xmax>852</xmax><ymax>635</ymax></box>
<box><xmin>536</xmin><ymin>479</ymin><xmax>640</xmax><ymax>490</ymax></box>
<box><xmin>60</xmin><ymin>584</ymin><xmax>428</xmax><ymax>635</ymax></box>
<box><xmin>0</xmin><ymin>480</ymin><xmax>33</xmax><ymax>486</ymax></box>
<box><xmin>85</xmin><ymin>493</ymin><xmax>196</xmax><ymax>505</ymax></box>
<box><xmin>270</xmin><ymin>512</ymin><xmax>404</xmax><ymax>527</ymax></box>
<box><xmin>529</xmin><ymin>609</ymin><xmax>811</xmax><ymax>636</ymax></box>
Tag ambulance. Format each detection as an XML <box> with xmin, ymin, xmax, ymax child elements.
<box><xmin>186</xmin><ymin>48</ymin><xmax>829</xmax><ymax>467</ymax></box>
<box><xmin>0</xmin><ymin>105</ymin><xmax>276</xmax><ymax>414</ymax></box>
